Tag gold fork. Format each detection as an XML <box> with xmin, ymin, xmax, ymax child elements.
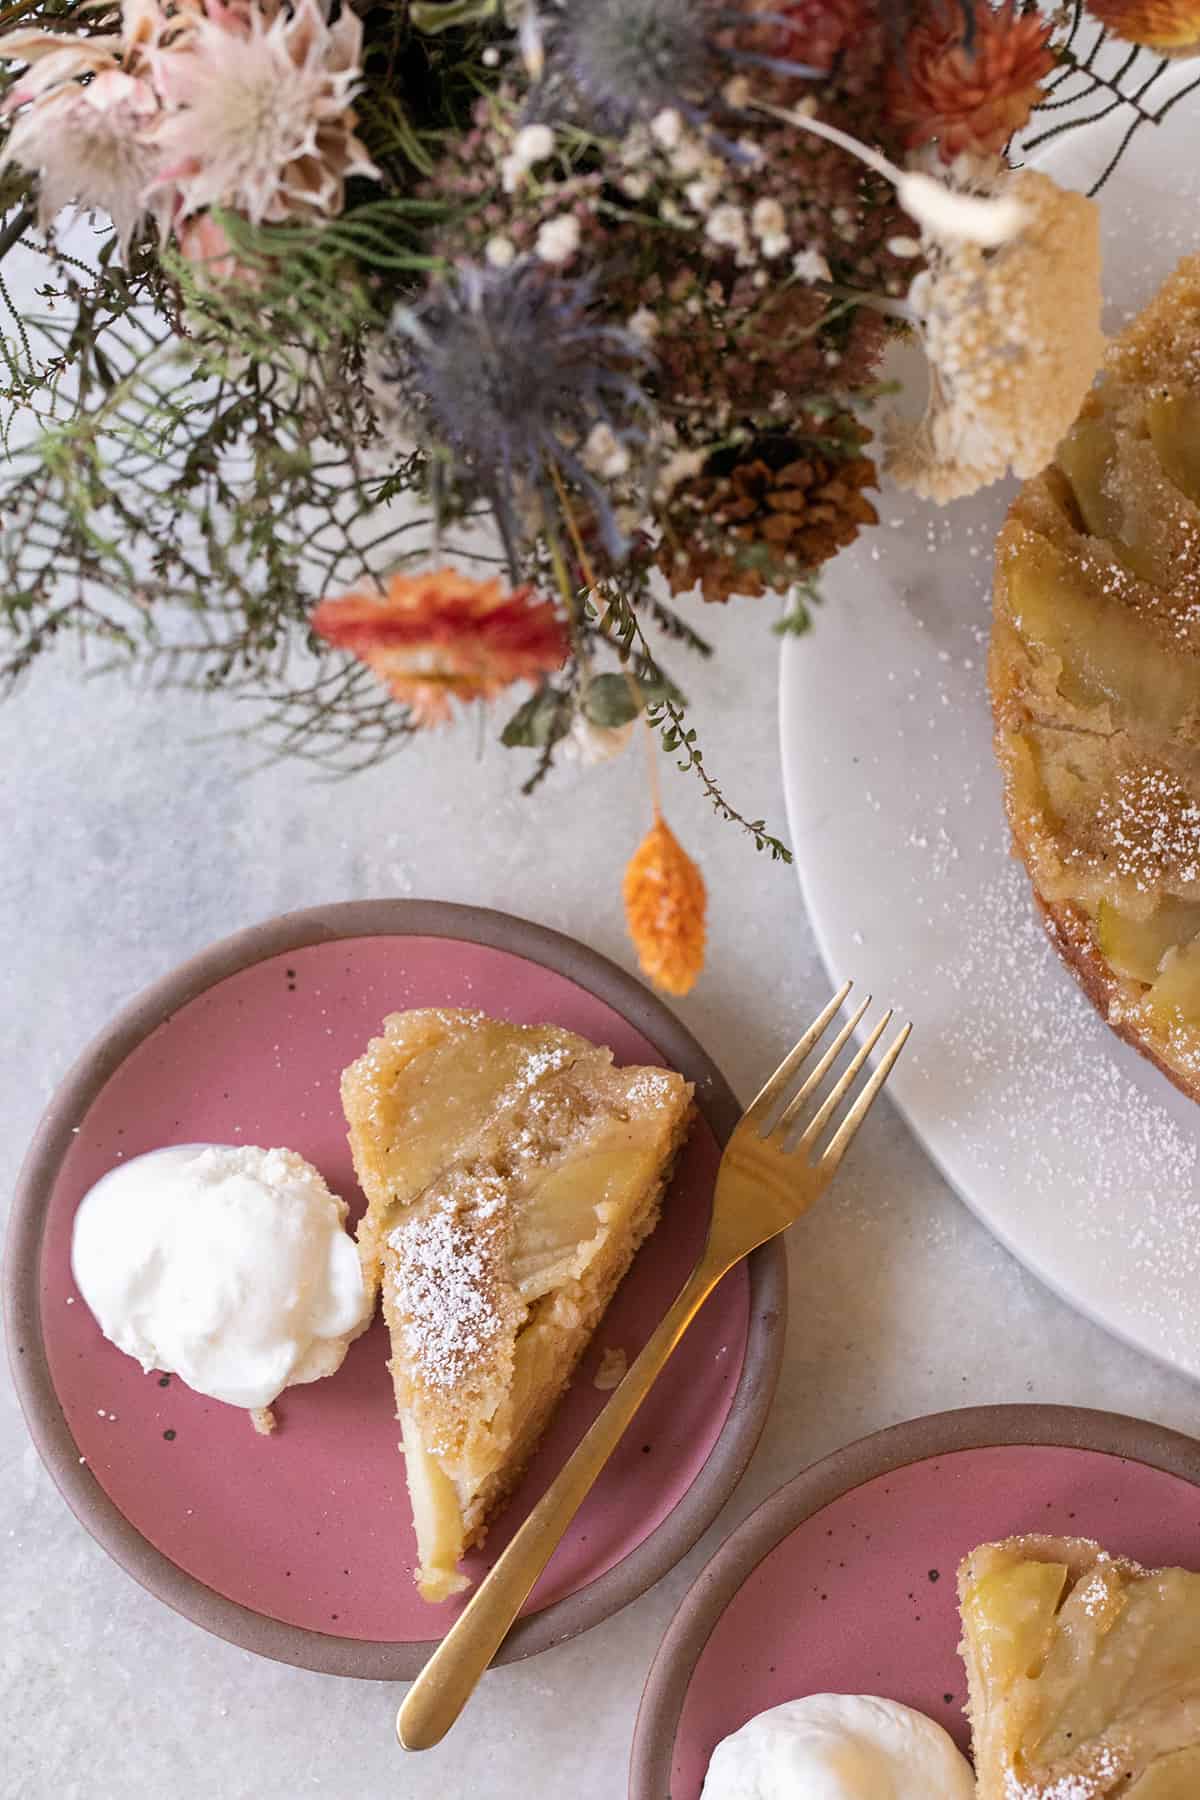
<box><xmin>397</xmin><ymin>981</ymin><xmax>910</xmax><ymax>1752</ymax></box>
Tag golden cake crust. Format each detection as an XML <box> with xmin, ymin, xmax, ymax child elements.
<box><xmin>1035</xmin><ymin>894</ymin><xmax>1200</xmax><ymax>1100</ymax></box>
<box><xmin>990</xmin><ymin>255</ymin><xmax>1200</xmax><ymax>1101</ymax></box>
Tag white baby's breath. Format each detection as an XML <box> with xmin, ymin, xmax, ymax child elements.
<box><xmin>671</xmin><ymin>136</ymin><xmax>708</xmax><ymax>178</ymax></box>
<box><xmin>751</xmin><ymin>197</ymin><xmax>789</xmax><ymax>259</ymax></box>
<box><xmin>705</xmin><ymin>203</ymin><xmax>747</xmax><ymax>252</ymax></box>
<box><xmin>650</xmin><ymin>107</ymin><xmax>682</xmax><ymax>149</ymax></box>
<box><xmin>685</xmin><ymin>174</ymin><xmax>721</xmax><ymax>214</ymax></box>
<box><xmin>514</xmin><ymin>122</ymin><xmax>554</xmax><ymax>164</ymax></box>
<box><xmin>535</xmin><ymin>213</ymin><xmax>580</xmax><ymax>264</ymax></box>
<box><xmin>584</xmin><ymin>421</ymin><xmax>630</xmax><ymax>479</ymax></box>
<box><xmin>502</xmin><ymin>120</ymin><xmax>554</xmax><ymax>192</ymax></box>
<box><xmin>791</xmin><ymin>245</ymin><xmax>832</xmax><ymax>284</ymax></box>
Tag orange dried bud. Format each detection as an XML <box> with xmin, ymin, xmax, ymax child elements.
<box><xmin>623</xmin><ymin>814</ymin><xmax>707</xmax><ymax>997</ymax></box>
<box><xmin>1085</xmin><ymin>0</ymin><xmax>1200</xmax><ymax>51</ymax></box>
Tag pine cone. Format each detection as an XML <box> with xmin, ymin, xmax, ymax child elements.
<box><xmin>656</xmin><ymin>426</ymin><xmax>879</xmax><ymax>603</ymax></box>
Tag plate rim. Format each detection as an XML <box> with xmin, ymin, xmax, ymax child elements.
<box><xmin>4</xmin><ymin>897</ymin><xmax>787</xmax><ymax>1681</ymax></box>
<box><xmin>628</xmin><ymin>1401</ymin><xmax>1200</xmax><ymax>1800</ymax></box>
<box><xmin>778</xmin><ymin>556</ymin><xmax>1200</xmax><ymax>1387</ymax></box>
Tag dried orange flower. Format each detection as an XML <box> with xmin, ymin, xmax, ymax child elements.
<box><xmin>1085</xmin><ymin>0</ymin><xmax>1200</xmax><ymax>51</ymax></box>
<box><xmin>887</xmin><ymin>1</ymin><xmax>1057</xmax><ymax>160</ymax></box>
<box><xmin>311</xmin><ymin>567</ymin><xmax>569</xmax><ymax>727</ymax></box>
<box><xmin>623</xmin><ymin>813</ymin><xmax>707</xmax><ymax>997</ymax></box>
<box><xmin>750</xmin><ymin>0</ymin><xmax>870</xmax><ymax>71</ymax></box>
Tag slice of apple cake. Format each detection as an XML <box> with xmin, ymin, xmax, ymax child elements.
<box><xmin>990</xmin><ymin>254</ymin><xmax>1200</xmax><ymax>1098</ymax></box>
<box><xmin>959</xmin><ymin>1534</ymin><xmax>1200</xmax><ymax>1797</ymax></box>
<box><xmin>342</xmin><ymin>1007</ymin><xmax>694</xmax><ymax>1602</ymax></box>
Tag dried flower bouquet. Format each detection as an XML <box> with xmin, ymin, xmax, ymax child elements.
<box><xmin>1</xmin><ymin>0</ymin><xmax>1195</xmax><ymax>987</ymax></box>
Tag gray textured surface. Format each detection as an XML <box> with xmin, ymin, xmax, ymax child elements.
<box><xmin>3</xmin><ymin>611</ymin><xmax>1198</xmax><ymax>1800</ymax></box>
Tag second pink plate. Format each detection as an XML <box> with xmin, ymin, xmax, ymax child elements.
<box><xmin>631</xmin><ymin>1404</ymin><xmax>1200</xmax><ymax>1799</ymax></box>
<box><xmin>6</xmin><ymin>900</ymin><xmax>786</xmax><ymax>1679</ymax></box>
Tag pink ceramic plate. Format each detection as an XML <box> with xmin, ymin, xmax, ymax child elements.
<box><xmin>631</xmin><ymin>1404</ymin><xmax>1200</xmax><ymax>1799</ymax></box>
<box><xmin>5</xmin><ymin>901</ymin><xmax>786</xmax><ymax>1679</ymax></box>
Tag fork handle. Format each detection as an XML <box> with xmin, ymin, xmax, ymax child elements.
<box><xmin>396</xmin><ymin>1253</ymin><xmax>725</xmax><ymax>1752</ymax></box>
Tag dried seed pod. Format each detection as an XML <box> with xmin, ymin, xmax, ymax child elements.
<box><xmin>623</xmin><ymin>812</ymin><xmax>707</xmax><ymax>996</ymax></box>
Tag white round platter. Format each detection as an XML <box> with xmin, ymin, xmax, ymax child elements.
<box><xmin>780</xmin><ymin>65</ymin><xmax>1200</xmax><ymax>1377</ymax></box>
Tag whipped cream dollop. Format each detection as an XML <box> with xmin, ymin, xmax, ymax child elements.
<box><xmin>71</xmin><ymin>1144</ymin><xmax>370</xmax><ymax>1410</ymax></box>
<box><xmin>701</xmin><ymin>1694</ymin><xmax>975</xmax><ymax>1800</ymax></box>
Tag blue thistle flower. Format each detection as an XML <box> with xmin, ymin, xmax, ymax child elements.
<box><xmin>387</xmin><ymin>260</ymin><xmax>654</xmax><ymax>573</ymax></box>
<box><xmin>524</xmin><ymin>0</ymin><xmax>822</xmax><ymax>137</ymax></box>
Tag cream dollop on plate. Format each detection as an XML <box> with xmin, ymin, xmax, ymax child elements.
<box><xmin>701</xmin><ymin>1693</ymin><xmax>975</xmax><ymax>1800</ymax></box>
<box><xmin>71</xmin><ymin>1144</ymin><xmax>370</xmax><ymax>1412</ymax></box>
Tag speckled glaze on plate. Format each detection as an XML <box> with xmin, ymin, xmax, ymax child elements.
<box><xmin>5</xmin><ymin>900</ymin><xmax>786</xmax><ymax>1680</ymax></box>
<box><xmin>630</xmin><ymin>1405</ymin><xmax>1200</xmax><ymax>1800</ymax></box>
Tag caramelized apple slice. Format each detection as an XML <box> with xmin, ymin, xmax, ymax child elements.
<box><xmin>1145</xmin><ymin>934</ymin><xmax>1200</xmax><ymax>1029</ymax></box>
<box><xmin>510</xmin><ymin>1163</ymin><xmax>609</xmax><ymax>1301</ymax></box>
<box><xmin>1004</xmin><ymin>532</ymin><xmax>1198</xmax><ymax>731</ymax></box>
<box><xmin>960</xmin><ymin>1559</ymin><xmax>1068</xmax><ymax>1684</ymax></box>
<box><xmin>400</xmin><ymin>1416</ymin><xmax>471</xmax><ymax>1603</ymax></box>
<box><xmin>1057</xmin><ymin>417</ymin><xmax>1160</xmax><ymax>582</ymax></box>
<box><xmin>511</xmin><ymin>1139</ymin><xmax>664</xmax><ymax>1301</ymax></box>
<box><xmin>1096</xmin><ymin>898</ymin><xmax>1200</xmax><ymax>984</ymax></box>
<box><xmin>352</xmin><ymin>1024</ymin><xmax>562</xmax><ymax>1261</ymax></box>
<box><xmin>1147</xmin><ymin>392</ymin><xmax>1200</xmax><ymax>505</ymax></box>
<box><xmin>1058</xmin><ymin>417</ymin><xmax>1121</xmax><ymax>542</ymax></box>
<box><xmin>1035</xmin><ymin>1565</ymin><xmax>1200</xmax><ymax>1764</ymax></box>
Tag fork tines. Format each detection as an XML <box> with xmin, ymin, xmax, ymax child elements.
<box><xmin>747</xmin><ymin>981</ymin><xmax>911</xmax><ymax>1168</ymax></box>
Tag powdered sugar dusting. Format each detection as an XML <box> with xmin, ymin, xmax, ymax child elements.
<box><xmin>1072</xmin><ymin>1570</ymin><xmax>1110</xmax><ymax>1618</ymax></box>
<box><xmin>1004</xmin><ymin>1742</ymin><xmax>1123</xmax><ymax>1799</ymax></box>
<box><xmin>517</xmin><ymin>1042</ymin><xmax>575</xmax><ymax>1085</ymax></box>
<box><xmin>616</xmin><ymin>1067</ymin><xmax>676</xmax><ymax>1109</ymax></box>
<box><xmin>389</xmin><ymin>1171</ymin><xmax>511</xmax><ymax>1391</ymax></box>
<box><xmin>1094</xmin><ymin>764</ymin><xmax>1200</xmax><ymax>892</ymax></box>
<box><xmin>909</xmin><ymin>859</ymin><xmax>1200</xmax><ymax>1355</ymax></box>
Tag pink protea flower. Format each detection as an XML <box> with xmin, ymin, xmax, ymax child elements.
<box><xmin>147</xmin><ymin>0</ymin><xmax>378</xmax><ymax>227</ymax></box>
<box><xmin>0</xmin><ymin>28</ymin><xmax>125</xmax><ymax>100</ymax></box>
<box><xmin>0</xmin><ymin>3</ymin><xmax>174</xmax><ymax>254</ymax></box>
